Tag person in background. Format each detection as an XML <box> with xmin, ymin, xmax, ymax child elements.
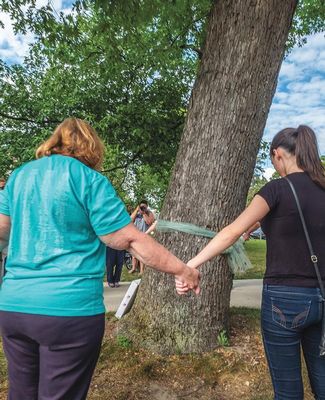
<box><xmin>129</xmin><ymin>200</ymin><xmax>155</xmax><ymax>274</ymax></box>
<box><xmin>177</xmin><ymin>125</ymin><xmax>325</xmax><ymax>400</ymax></box>
<box><xmin>0</xmin><ymin>118</ymin><xmax>200</xmax><ymax>400</ymax></box>
<box><xmin>106</xmin><ymin>246</ymin><xmax>125</xmax><ymax>288</ymax></box>
<box><xmin>145</xmin><ymin>220</ymin><xmax>157</xmax><ymax>235</ymax></box>
<box><xmin>0</xmin><ymin>178</ymin><xmax>5</xmax><ymax>190</ymax></box>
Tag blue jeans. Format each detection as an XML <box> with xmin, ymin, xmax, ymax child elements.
<box><xmin>106</xmin><ymin>247</ymin><xmax>125</xmax><ymax>284</ymax></box>
<box><xmin>262</xmin><ymin>285</ymin><xmax>325</xmax><ymax>400</ymax></box>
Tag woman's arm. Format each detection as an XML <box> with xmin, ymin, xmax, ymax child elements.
<box><xmin>143</xmin><ymin>210</ymin><xmax>155</xmax><ymax>226</ymax></box>
<box><xmin>242</xmin><ymin>221</ymin><xmax>261</xmax><ymax>241</ymax></box>
<box><xmin>145</xmin><ymin>220</ymin><xmax>157</xmax><ymax>234</ymax></box>
<box><xmin>130</xmin><ymin>206</ymin><xmax>139</xmax><ymax>222</ymax></box>
<box><xmin>187</xmin><ymin>195</ymin><xmax>269</xmax><ymax>269</ymax></box>
<box><xmin>99</xmin><ymin>223</ymin><xmax>200</xmax><ymax>294</ymax></box>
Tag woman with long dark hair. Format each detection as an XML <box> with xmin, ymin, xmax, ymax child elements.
<box><xmin>178</xmin><ymin>125</ymin><xmax>325</xmax><ymax>399</ymax></box>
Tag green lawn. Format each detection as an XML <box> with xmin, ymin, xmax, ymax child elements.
<box><xmin>120</xmin><ymin>267</ymin><xmax>142</xmax><ymax>282</ymax></box>
<box><xmin>235</xmin><ymin>239</ymin><xmax>266</xmax><ymax>279</ymax></box>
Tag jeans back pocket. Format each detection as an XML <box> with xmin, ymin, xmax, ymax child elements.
<box><xmin>271</xmin><ymin>297</ymin><xmax>311</xmax><ymax>329</ymax></box>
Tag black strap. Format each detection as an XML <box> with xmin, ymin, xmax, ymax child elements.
<box><xmin>284</xmin><ymin>177</ymin><xmax>325</xmax><ymax>299</ymax></box>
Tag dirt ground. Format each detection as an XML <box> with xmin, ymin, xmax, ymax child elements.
<box><xmin>88</xmin><ymin>308</ymin><xmax>314</xmax><ymax>400</ymax></box>
<box><xmin>0</xmin><ymin>308</ymin><xmax>314</xmax><ymax>400</ymax></box>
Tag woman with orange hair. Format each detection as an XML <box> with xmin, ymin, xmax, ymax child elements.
<box><xmin>0</xmin><ymin>118</ymin><xmax>199</xmax><ymax>400</ymax></box>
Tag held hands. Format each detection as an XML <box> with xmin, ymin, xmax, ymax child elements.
<box><xmin>175</xmin><ymin>259</ymin><xmax>200</xmax><ymax>295</ymax></box>
<box><xmin>174</xmin><ymin>264</ymin><xmax>200</xmax><ymax>295</ymax></box>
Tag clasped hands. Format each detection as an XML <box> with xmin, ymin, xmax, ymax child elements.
<box><xmin>175</xmin><ymin>260</ymin><xmax>200</xmax><ymax>295</ymax></box>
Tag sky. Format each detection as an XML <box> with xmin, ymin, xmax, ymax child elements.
<box><xmin>263</xmin><ymin>32</ymin><xmax>325</xmax><ymax>178</ymax></box>
<box><xmin>0</xmin><ymin>0</ymin><xmax>71</xmax><ymax>62</ymax></box>
<box><xmin>0</xmin><ymin>1</ymin><xmax>324</xmax><ymax>180</ymax></box>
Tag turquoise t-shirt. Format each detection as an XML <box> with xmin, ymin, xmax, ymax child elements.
<box><xmin>0</xmin><ymin>155</ymin><xmax>131</xmax><ymax>316</ymax></box>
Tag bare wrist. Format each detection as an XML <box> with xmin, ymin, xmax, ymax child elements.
<box><xmin>175</xmin><ymin>264</ymin><xmax>189</xmax><ymax>280</ymax></box>
<box><xmin>187</xmin><ymin>259</ymin><xmax>199</xmax><ymax>269</ymax></box>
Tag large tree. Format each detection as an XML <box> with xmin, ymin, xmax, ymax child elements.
<box><xmin>1</xmin><ymin>0</ymin><xmax>324</xmax><ymax>353</ymax></box>
<box><xmin>119</xmin><ymin>0</ymin><xmax>299</xmax><ymax>354</ymax></box>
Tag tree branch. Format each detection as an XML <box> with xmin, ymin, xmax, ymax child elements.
<box><xmin>101</xmin><ymin>151</ymin><xmax>141</xmax><ymax>173</ymax></box>
<box><xmin>180</xmin><ymin>45</ymin><xmax>203</xmax><ymax>59</ymax></box>
<box><xmin>0</xmin><ymin>112</ymin><xmax>60</xmax><ymax>125</ymax></box>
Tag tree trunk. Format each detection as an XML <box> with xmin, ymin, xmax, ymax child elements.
<box><xmin>119</xmin><ymin>0</ymin><xmax>297</xmax><ymax>354</ymax></box>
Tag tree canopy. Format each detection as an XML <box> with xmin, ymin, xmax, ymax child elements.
<box><xmin>0</xmin><ymin>0</ymin><xmax>324</xmax><ymax>207</ymax></box>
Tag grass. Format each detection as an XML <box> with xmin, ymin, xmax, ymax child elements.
<box><xmin>235</xmin><ymin>239</ymin><xmax>266</xmax><ymax>279</ymax></box>
<box><xmin>120</xmin><ymin>267</ymin><xmax>142</xmax><ymax>282</ymax></box>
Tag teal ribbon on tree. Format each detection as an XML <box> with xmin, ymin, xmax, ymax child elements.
<box><xmin>156</xmin><ymin>219</ymin><xmax>252</xmax><ymax>274</ymax></box>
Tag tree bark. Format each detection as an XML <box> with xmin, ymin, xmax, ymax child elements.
<box><xmin>119</xmin><ymin>0</ymin><xmax>297</xmax><ymax>354</ymax></box>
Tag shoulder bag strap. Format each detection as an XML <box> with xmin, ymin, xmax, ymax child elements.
<box><xmin>284</xmin><ymin>176</ymin><xmax>325</xmax><ymax>299</ymax></box>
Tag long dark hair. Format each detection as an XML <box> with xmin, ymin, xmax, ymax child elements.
<box><xmin>270</xmin><ymin>125</ymin><xmax>325</xmax><ymax>189</ymax></box>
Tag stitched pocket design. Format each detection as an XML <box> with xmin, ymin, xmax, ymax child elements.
<box><xmin>271</xmin><ymin>297</ymin><xmax>311</xmax><ymax>329</ymax></box>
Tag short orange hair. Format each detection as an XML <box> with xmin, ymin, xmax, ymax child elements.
<box><xmin>36</xmin><ymin>118</ymin><xmax>105</xmax><ymax>170</ymax></box>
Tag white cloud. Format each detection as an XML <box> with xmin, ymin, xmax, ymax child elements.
<box><xmin>289</xmin><ymin>48</ymin><xmax>318</xmax><ymax>64</ymax></box>
<box><xmin>274</xmin><ymin>91</ymin><xmax>289</xmax><ymax>102</ymax></box>
<box><xmin>0</xmin><ymin>11</ymin><xmax>34</xmax><ymax>63</ymax></box>
<box><xmin>265</xmin><ymin>32</ymin><xmax>325</xmax><ymax>154</ymax></box>
<box><xmin>288</xmin><ymin>76</ymin><xmax>325</xmax><ymax>93</ymax></box>
<box><xmin>263</xmin><ymin>167</ymin><xmax>275</xmax><ymax>181</ymax></box>
<box><xmin>0</xmin><ymin>0</ymin><xmax>64</xmax><ymax>63</ymax></box>
<box><xmin>279</xmin><ymin>62</ymin><xmax>302</xmax><ymax>80</ymax></box>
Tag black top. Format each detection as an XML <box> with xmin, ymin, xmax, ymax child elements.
<box><xmin>257</xmin><ymin>172</ymin><xmax>325</xmax><ymax>287</ymax></box>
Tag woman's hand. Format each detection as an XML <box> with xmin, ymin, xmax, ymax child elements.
<box><xmin>175</xmin><ymin>259</ymin><xmax>200</xmax><ymax>295</ymax></box>
<box><xmin>174</xmin><ymin>265</ymin><xmax>200</xmax><ymax>295</ymax></box>
<box><xmin>175</xmin><ymin>278</ymin><xmax>191</xmax><ymax>295</ymax></box>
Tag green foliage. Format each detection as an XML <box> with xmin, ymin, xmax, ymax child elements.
<box><xmin>321</xmin><ymin>155</ymin><xmax>325</xmax><ymax>168</ymax></box>
<box><xmin>247</xmin><ymin>176</ymin><xmax>268</xmax><ymax>205</ymax></box>
<box><xmin>254</xmin><ymin>140</ymin><xmax>270</xmax><ymax>178</ymax></box>
<box><xmin>116</xmin><ymin>335</ymin><xmax>132</xmax><ymax>349</ymax></box>
<box><xmin>217</xmin><ymin>330</ymin><xmax>230</xmax><ymax>347</ymax></box>
<box><xmin>287</xmin><ymin>0</ymin><xmax>325</xmax><ymax>50</ymax></box>
<box><xmin>0</xmin><ymin>0</ymin><xmax>212</xmax><ymax>204</ymax></box>
<box><xmin>247</xmin><ymin>139</ymin><xmax>270</xmax><ymax>204</ymax></box>
<box><xmin>0</xmin><ymin>0</ymin><xmax>324</xmax><ymax>205</ymax></box>
<box><xmin>271</xmin><ymin>170</ymin><xmax>281</xmax><ymax>180</ymax></box>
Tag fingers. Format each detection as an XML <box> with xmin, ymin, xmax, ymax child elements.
<box><xmin>176</xmin><ymin>287</ymin><xmax>189</xmax><ymax>295</ymax></box>
<box><xmin>175</xmin><ymin>284</ymin><xmax>200</xmax><ymax>295</ymax></box>
<box><xmin>175</xmin><ymin>277</ymin><xmax>200</xmax><ymax>296</ymax></box>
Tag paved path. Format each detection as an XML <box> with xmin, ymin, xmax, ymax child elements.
<box><xmin>104</xmin><ymin>279</ymin><xmax>263</xmax><ymax>312</ymax></box>
<box><xmin>231</xmin><ymin>279</ymin><xmax>263</xmax><ymax>308</ymax></box>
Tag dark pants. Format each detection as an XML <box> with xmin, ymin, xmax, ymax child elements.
<box><xmin>0</xmin><ymin>311</ymin><xmax>105</xmax><ymax>400</ymax></box>
<box><xmin>106</xmin><ymin>247</ymin><xmax>125</xmax><ymax>284</ymax></box>
<box><xmin>262</xmin><ymin>285</ymin><xmax>325</xmax><ymax>400</ymax></box>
